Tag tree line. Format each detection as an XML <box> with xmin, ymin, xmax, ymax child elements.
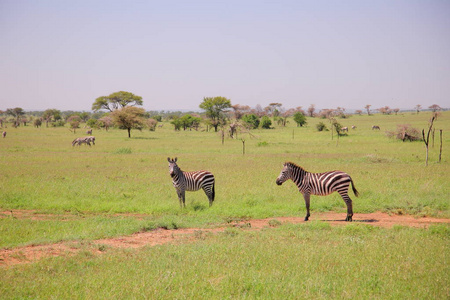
<box><xmin>1</xmin><ymin>91</ymin><xmax>444</xmax><ymax>138</ymax></box>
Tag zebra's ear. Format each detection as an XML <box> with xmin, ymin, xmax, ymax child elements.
<box><xmin>174</xmin><ymin>157</ymin><xmax>177</xmax><ymax>162</ymax></box>
<box><xmin>167</xmin><ymin>157</ymin><xmax>171</xmax><ymax>162</ymax></box>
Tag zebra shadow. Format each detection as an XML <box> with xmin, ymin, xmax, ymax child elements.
<box><xmin>321</xmin><ymin>218</ymin><xmax>379</xmax><ymax>224</ymax></box>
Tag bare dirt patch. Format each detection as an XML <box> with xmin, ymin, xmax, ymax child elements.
<box><xmin>1</xmin><ymin>211</ymin><xmax>448</xmax><ymax>267</ymax></box>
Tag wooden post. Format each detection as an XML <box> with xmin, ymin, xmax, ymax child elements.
<box><xmin>242</xmin><ymin>139</ymin><xmax>245</xmax><ymax>155</ymax></box>
<box><xmin>439</xmin><ymin>130</ymin><xmax>443</xmax><ymax>163</ymax></box>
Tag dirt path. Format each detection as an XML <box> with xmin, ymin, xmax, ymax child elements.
<box><xmin>1</xmin><ymin>211</ymin><xmax>449</xmax><ymax>267</ymax></box>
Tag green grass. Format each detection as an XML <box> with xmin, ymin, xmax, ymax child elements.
<box><xmin>0</xmin><ymin>112</ymin><xmax>449</xmax><ymax>247</ymax></box>
<box><xmin>0</xmin><ymin>223</ymin><xmax>448</xmax><ymax>299</ymax></box>
<box><xmin>0</xmin><ymin>111</ymin><xmax>449</xmax><ymax>298</ymax></box>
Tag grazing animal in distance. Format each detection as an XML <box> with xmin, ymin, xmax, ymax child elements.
<box><xmin>341</xmin><ymin>126</ymin><xmax>348</xmax><ymax>132</ymax></box>
<box><xmin>167</xmin><ymin>157</ymin><xmax>215</xmax><ymax>207</ymax></box>
<box><xmin>2</xmin><ymin>131</ymin><xmax>6</xmax><ymax>138</ymax></box>
<box><xmin>276</xmin><ymin>162</ymin><xmax>359</xmax><ymax>222</ymax></box>
<box><xmin>86</xmin><ymin>129</ymin><xmax>92</xmax><ymax>135</ymax></box>
<box><xmin>351</xmin><ymin>125</ymin><xmax>356</xmax><ymax>130</ymax></box>
<box><xmin>372</xmin><ymin>125</ymin><xmax>380</xmax><ymax>130</ymax></box>
<box><xmin>72</xmin><ymin>136</ymin><xmax>95</xmax><ymax>146</ymax></box>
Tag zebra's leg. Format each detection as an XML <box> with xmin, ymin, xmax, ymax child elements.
<box><xmin>203</xmin><ymin>186</ymin><xmax>214</xmax><ymax>207</ymax></box>
<box><xmin>177</xmin><ymin>190</ymin><xmax>185</xmax><ymax>208</ymax></box>
<box><xmin>303</xmin><ymin>193</ymin><xmax>311</xmax><ymax>221</ymax></box>
<box><xmin>340</xmin><ymin>192</ymin><xmax>353</xmax><ymax>222</ymax></box>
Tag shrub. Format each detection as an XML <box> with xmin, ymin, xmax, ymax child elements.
<box><xmin>242</xmin><ymin>114</ymin><xmax>260</xmax><ymax>129</ymax></box>
<box><xmin>260</xmin><ymin>116</ymin><xmax>272</xmax><ymax>129</ymax></box>
<box><xmin>293</xmin><ymin>112</ymin><xmax>307</xmax><ymax>127</ymax></box>
<box><xmin>386</xmin><ymin>124</ymin><xmax>421</xmax><ymax>142</ymax></box>
<box><xmin>316</xmin><ymin>122</ymin><xmax>327</xmax><ymax>131</ymax></box>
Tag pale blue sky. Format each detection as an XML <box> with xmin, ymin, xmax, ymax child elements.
<box><xmin>1</xmin><ymin>0</ymin><xmax>449</xmax><ymax>111</ymax></box>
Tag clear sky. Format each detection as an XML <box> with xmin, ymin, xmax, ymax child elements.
<box><xmin>1</xmin><ymin>0</ymin><xmax>449</xmax><ymax>112</ymax></box>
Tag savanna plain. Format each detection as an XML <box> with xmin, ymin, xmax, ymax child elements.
<box><xmin>0</xmin><ymin>112</ymin><xmax>449</xmax><ymax>299</ymax></box>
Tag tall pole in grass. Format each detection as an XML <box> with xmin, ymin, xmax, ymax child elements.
<box><xmin>422</xmin><ymin>116</ymin><xmax>435</xmax><ymax>166</ymax></box>
<box><xmin>439</xmin><ymin>130</ymin><xmax>443</xmax><ymax>163</ymax></box>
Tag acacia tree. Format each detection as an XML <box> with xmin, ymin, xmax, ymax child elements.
<box><xmin>364</xmin><ymin>104</ymin><xmax>371</xmax><ymax>116</ymax></box>
<box><xmin>111</xmin><ymin>106</ymin><xmax>146</xmax><ymax>138</ymax></box>
<box><xmin>6</xmin><ymin>107</ymin><xmax>25</xmax><ymax>127</ymax></box>
<box><xmin>199</xmin><ymin>96</ymin><xmax>232</xmax><ymax>132</ymax></box>
<box><xmin>42</xmin><ymin>109</ymin><xmax>62</xmax><ymax>127</ymax></box>
<box><xmin>293</xmin><ymin>111</ymin><xmax>307</xmax><ymax>127</ymax></box>
<box><xmin>92</xmin><ymin>91</ymin><xmax>143</xmax><ymax>112</ymax></box>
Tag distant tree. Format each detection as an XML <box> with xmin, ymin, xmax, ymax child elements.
<box><xmin>293</xmin><ymin>112</ymin><xmax>307</xmax><ymax>127</ymax></box>
<box><xmin>111</xmin><ymin>106</ymin><xmax>146</xmax><ymax>138</ymax></box>
<box><xmin>199</xmin><ymin>96</ymin><xmax>232</xmax><ymax>132</ymax></box>
<box><xmin>415</xmin><ymin>104</ymin><xmax>422</xmax><ymax>114</ymax></box>
<box><xmin>307</xmin><ymin>104</ymin><xmax>315</xmax><ymax>117</ymax></box>
<box><xmin>33</xmin><ymin>118</ymin><xmax>42</xmax><ymax>128</ymax></box>
<box><xmin>355</xmin><ymin>110</ymin><xmax>363</xmax><ymax>115</ymax></box>
<box><xmin>147</xmin><ymin>118</ymin><xmax>158</xmax><ymax>131</ymax></box>
<box><xmin>67</xmin><ymin>115</ymin><xmax>82</xmax><ymax>133</ymax></box>
<box><xmin>393</xmin><ymin>108</ymin><xmax>400</xmax><ymax>115</ymax></box>
<box><xmin>6</xmin><ymin>107</ymin><xmax>25</xmax><ymax>126</ymax></box>
<box><xmin>171</xmin><ymin>116</ymin><xmax>182</xmax><ymax>131</ymax></box>
<box><xmin>260</xmin><ymin>116</ymin><xmax>272</xmax><ymax>129</ymax></box>
<box><xmin>42</xmin><ymin>109</ymin><xmax>62</xmax><ymax>127</ymax></box>
<box><xmin>316</xmin><ymin>122</ymin><xmax>327</xmax><ymax>131</ymax></box>
<box><xmin>364</xmin><ymin>104</ymin><xmax>371</xmax><ymax>115</ymax></box>
<box><xmin>378</xmin><ymin>106</ymin><xmax>392</xmax><ymax>115</ymax></box>
<box><xmin>429</xmin><ymin>104</ymin><xmax>441</xmax><ymax>112</ymax></box>
<box><xmin>179</xmin><ymin>114</ymin><xmax>201</xmax><ymax>131</ymax></box>
<box><xmin>265</xmin><ymin>103</ymin><xmax>282</xmax><ymax>117</ymax></box>
<box><xmin>92</xmin><ymin>91</ymin><xmax>143</xmax><ymax>112</ymax></box>
<box><xmin>86</xmin><ymin>118</ymin><xmax>98</xmax><ymax>129</ymax></box>
<box><xmin>231</xmin><ymin>104</ymin><xmax>251</xmax><ymax>120</ymax></box>
<box><xmin>318</xmin><ymin>109</ymin><xmax>335</xmax><ymax>119</ymax></box>
<box><xmin>98</xmin><ymin>116</ymin><xmax>113</xmax><ymax>131</ymax></box>
<box><xmin>254</xmin><ymin>104</ymin><xmax>265</xmax><ymax>117</ymax></box>
<box><xmin>242</xmin><ymin>114</ymin><xmax>260</xmax><ymax>129</ymax></box>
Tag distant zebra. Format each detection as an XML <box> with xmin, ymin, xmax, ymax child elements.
<box><xmin>351</xmin><ymin>125</ymin><xmax>356</xmax><ymax>130</ymax></box>
<box><xmin>168</xmin><ymin>157</ymin><xmax>215</xmax><ymax>207</ymax></box>
<box><xmin>372</xmin><ymin>125</ymin><xmax>380</xmax><ymax>130</ymax></box>
<box><xmin>72</xmin><ymin>136</ymin><xmax>95</xmax><ymax>146</ymax></box>
<box><xmin>86</xmin><ymin>129</ymin><xmax>92</xmax><ymax>135</ymax></box>
<box><xmin>341</xmin><ymin>126</ymin><xmax>348</xmax><ymax>132</ymax></box>
<box><xmin>276</xmin><ymin>162</ymin><xmax>359</xmax><ymax>222</ymax></box>
<box><xmin>2</xmin><ymin>131</ymin><xmax>6</xmax><ymax>138</ymax></box>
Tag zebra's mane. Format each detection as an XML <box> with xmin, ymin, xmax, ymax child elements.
<box><xmin>284</xmin><ymin>162</ymin><xmax>307</xmax><ymax>172</ymax></box>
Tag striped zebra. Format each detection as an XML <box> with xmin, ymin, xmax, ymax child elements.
<box><xmin>168</xmin><ymin>157</ymin><xmax>215</xmax><ymax>208</ymax></box>
<box><xmin>276</xmin><ymin>162</ymin><xmax>359</xmax><ymax>221</ymax></box>
<box><xmin>72</xmin><ymin>136</ymin><xmax>95</xmax><ymax>146</ymax></box>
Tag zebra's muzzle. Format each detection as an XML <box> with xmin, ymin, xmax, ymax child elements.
<box><xmin>276</xmin><ymin>179</ymin><xmax>283</xmax><ymax>186</ymax></box>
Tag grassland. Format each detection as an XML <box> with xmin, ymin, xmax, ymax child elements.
<box><xmin>0</xmin><ymin>111</ymin><xmax>449</xmax><ymax>298</ymax></box>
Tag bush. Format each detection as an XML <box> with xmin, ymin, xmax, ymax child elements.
<box><xmin>316</xmin><ymin>122</ymin><xmax>327</xmax><ymax>131</ymax></box>
<box><xmin>386</xmin><ymin>124</ymin><xmax>421</xmax><ymax>142</ymax></box>
<box><xmin>260</xmin><ymin>116</ymin><xmax>272</xmax><ymax>129</ymax></box>
<box><xmin>293</xmin><ymin>112</ymin><xmax>307</xmax><ymax>127</ymax></box>
<box><xmin>242</xmin><ymin>114</ymin><xmax>260</xmax><ymax>129</ymax></box>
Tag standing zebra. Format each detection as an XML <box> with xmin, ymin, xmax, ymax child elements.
<box><xmin>276</xmin><ymin>162</ymin><xmax>359</xmax><ymax>221</ymax></box>
<box><xmin>168</xmin><ymin>157</ymin><xmax>215</xmax><ymax>207</ymax></box>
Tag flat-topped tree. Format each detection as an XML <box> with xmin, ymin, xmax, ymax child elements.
<box><xmin>92</xmin><ymin>91</ymin><xmax>143</xmax><ymax>112</ymax></box>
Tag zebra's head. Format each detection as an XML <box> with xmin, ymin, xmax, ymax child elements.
<box><xmin>276</xmin><ymin>162</ymin><xmax>291</xmax><ymax>185</ymax></box>
<box><xmin>168</xmin><ymin>157</ymin><xmax>179</xmax><ymax>178</ymax></box>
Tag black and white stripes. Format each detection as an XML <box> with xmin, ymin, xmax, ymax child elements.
<box><xmin>276</xmin><ymin>162</ymin><xmax>359</xmax><ymax>221</ymax></box>
<box><xmin>168</xmin><ymin>157</ymin><xmax>215</xmax><ymax>207</ymax></box>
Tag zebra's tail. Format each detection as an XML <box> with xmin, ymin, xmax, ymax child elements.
<box><xmin>212</xmin><ymin>182</ymin><xmax>215</xmax><ymax>202</ymax></box>
<box><xmin>350</xmin><ymin>177</ymin><xmax>359</xmax><ymax>197</ymax></box>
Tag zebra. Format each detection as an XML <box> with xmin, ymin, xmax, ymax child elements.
<box><xmin>2</xmin><ymin>131</ymin><xmax>6</xmax><ymax>138</ymax></box>
<box><xmin>276</xmin><ymin>162</ymin><xmax>359</xmax><ymax>222</ymax></box>
<box><xmin>72</xmin><ymin>136</ymin><xmax>95</xmax><ymax>146</ymax></box>
<box><xmin>372</xmin><ymin>125</ymin><xmax>380</xmax><ymax>130</ymax></box>
<box><xmin>86</xmin><ymin>129</ymin><xmax>92</xmax><ymax>135</ymax></box>
<box><xmin>351</xmin><ymin>125</ymin><xmax>356</xmax><ymax>130</ymax></box>
<box><xmin>341</xmin><ymin>126</ymin><xmax>348</xmax><ymax>132</ymax></box>
<box><xmin>167</xmin><ymin>157</ymin><xmax>215</xmax><ymax>208</ymax></box>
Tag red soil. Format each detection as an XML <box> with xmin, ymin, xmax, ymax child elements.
<box><xmin>1</xmin><ymin>210</ymin><xmax>448</xmax><ymax>267</ymax></box>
